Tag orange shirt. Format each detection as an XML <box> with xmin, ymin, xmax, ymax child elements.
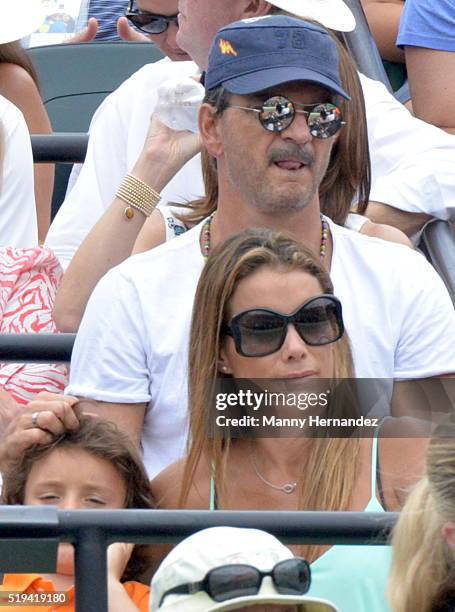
<box><xmin>0</xmin><ymin>574</ymin><xmax>150</xmax><ymax>611</ymax></box>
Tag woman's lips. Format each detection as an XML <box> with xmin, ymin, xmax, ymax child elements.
<box><xmin>281</xmin><ymin>370</ymin><xmax>317</xmax><ymax>379</ymax></box>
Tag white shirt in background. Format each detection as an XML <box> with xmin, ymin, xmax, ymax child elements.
<box><xmin>360</xmin><ymin>73</ymin><xmax>455</xmax><ymax>220</ymax></box>
<box><xmin>0</xmin><ymin>95</ymin><xmax>37</xmax><ymax>248</ymax></box>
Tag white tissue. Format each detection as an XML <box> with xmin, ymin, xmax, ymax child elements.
<box><xmin>155</xmin><ymin>76</ymin><xmax>204</xmax><ymax>134</ymax></box>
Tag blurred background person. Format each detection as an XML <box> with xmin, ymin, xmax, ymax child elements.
<box><xmin>397</xmin><ymin>0</ymin><xmax>455</xmax><ymax>134</ymax></box>
<box><xmin>0</xmin><ymin>96</ymin><xmax>37</xmax><ymax>246</ymax></box>
<box><xmin>389</xmin><ymin>415</ymin><xmax>455</xmax><ymax>612</ymax></box>
<box><xmin>0</xmin><ymin>1</ymin><xmax>54</xmax><ymax>242</ymax></box>
<box><xmin>360</xmin><ymin>0</ymin><xmax>407</xmax><ymax>93</ymax></box>
<box><xmin>361</xmin><ymin>0</ymin><xmax>406</xmax><ymax>63</ymax></box>
<box><xmin>71</xmin><ymin>0</ymin><xmax>189</xmax><ymax>54</ymax></box>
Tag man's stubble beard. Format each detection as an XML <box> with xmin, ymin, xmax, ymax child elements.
<box><xmin>224</xmin><ymin>140</ymin><xmax>332</xmax><ymax>216</ymax></box>
<box><xmin>232</xmin><ymin>163</ymin><xmax>322</xmax><ymax>216</ymax></box>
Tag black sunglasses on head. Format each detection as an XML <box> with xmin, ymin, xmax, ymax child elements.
<box><xmin>159</xmin><ymin>557</ymin><xmax>311</xmax><ymax>606</ymax></box>
<box><xmin>223</xmin><ymin>295</ymin><xmax>344</xmax><ymax>358</ymax></box>
<box><xmin>126</xmin><ymin>1</ymin><xmax>178</xmax><ymax>34</ymax></box>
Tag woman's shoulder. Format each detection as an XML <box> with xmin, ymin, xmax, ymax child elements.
<box><xmin>0</xmin><ymin>63</ymin><xmax>39</xmax><ymax>101</ymax></box>
<box><xmin>151</xmin><ymin>460</ymin><xmax>185</xmax><ymax>507</ymax></box>
<box><xmin>151</xmin><ymin>457</ymin><xmax>211</xmax><ymax>509</ymax></box>
<box><xmin>0</xmin><ymin>63</ymin><xmax>50</xmax><ymax>134</ymax></box>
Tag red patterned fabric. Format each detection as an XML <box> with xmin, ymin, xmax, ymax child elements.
<box><xmin>0</xmin><ymin>247</ymin><xmax>68</xmax><ymax>404</ymax></box>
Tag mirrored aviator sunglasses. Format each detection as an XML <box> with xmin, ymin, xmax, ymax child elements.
<box><xmin>228</xmin><ymin>95</ymin><xmax>345</xmax><ymax>138</ymax></box>
<box><xmin>125</xmin><ymin>1</ymin><xmax>178</xmax><ymax>34</ymax></box>
<box><xmin>224</xmin><ymin>295</ymin><xmax>344</xmax><ymax>358</ymax></box>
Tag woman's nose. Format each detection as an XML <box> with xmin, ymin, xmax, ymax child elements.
<box><xmin>281</xmin><ymin>324</ymin><xmax>309</xmax><ymax>359</ymax></box>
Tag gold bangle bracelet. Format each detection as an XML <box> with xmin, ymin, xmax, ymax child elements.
<box><xmin>117</xmin><ymin>174</ymin><xmax>161</xmax><ymax>219</ymax></box>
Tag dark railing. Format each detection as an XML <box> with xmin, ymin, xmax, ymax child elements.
<box><xmin>31</xmin><ymin>134</ymin><xmax>88</xmax><ymax>164</ymax></box>
<box><xmin>0</xmin><ymin>507</ymin><xmax>397</xmax><ymax>612</ymax></box>
<box><xmin>0</xmin><ymin>333</ymin><xmax>75</xmax><ymax>362</ymax></box>
<box><xmin>420</xmin><ymin>220</ymin><xmax>455</xmax><ymax>304</ymax></box>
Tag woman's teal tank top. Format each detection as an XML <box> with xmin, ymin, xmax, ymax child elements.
<box><xmin>209</xmin><ymin>429</ymin><xmax>392</xmax><ymax>612</ymax></box>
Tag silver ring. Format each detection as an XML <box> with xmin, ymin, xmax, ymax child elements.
<box><xmin>31</xmin><ymin>411</ymin><xmax>40</xmax><ymax>428</ymax></box>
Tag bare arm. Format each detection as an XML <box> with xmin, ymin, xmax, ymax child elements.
<box><xmin>132</xmin><ymin>209</ymin><xmax>167</xmax><ymax>255</ymax></box>
<box><xmin>365</xmin><ymin>201</ymin><xmax>431</xmax><ymax>236</ymax></box>
<box><xmin>0</xmin><ymin>63</ymin><xmax>54</xmax><ymax>241</ymax></box>
<box><xmin>360</xmin><ymin>219</ymin><xmax>413</xmax><ymax>247</ymax></box>
<box><xmin>0</xmin><ymin>393</ymin><xmax>146</xmax><ymax>471</ymax></box>
<box><xmin>74</xmin><ymin>399</ymin><xmax>147</xmax><ymax>448</ymax></box>
<box><xmin>405</xmin><ymin>46</ymin><xmax>455</xmax><ymax>135</ymax></box>
<box><xmin>53</xmin><ymin>117</ymin><xmax>201</xmax><ymax>332</ymax></box>
<box><xmin>361</xmin><ymin>0</ymin><xmax>405</xmax><ymax>63</ymax></box>
<box><xmin>107</xmin><ymin>544</ymin><xmax>144</xmax><ymax>612</ymax></box>
<box><xmin>108</xmin><ymin>582</ymin><xmax>141</xmax><ymax>612</ymax></box>
<box><xmin>380</xmin><ymin>417</ymin><xmax>430</xmax><ymax>510</ymax></box>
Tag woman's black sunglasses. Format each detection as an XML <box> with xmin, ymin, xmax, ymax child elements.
<box><xmin>159</xmin><ymin>557</ymin><xmax>311</xmax><ymax>605</ymax></box>
<box><xmin>223</xmin><ymin>295</ymin><xmax>344</xmax><ymax>357</ymax></box>
<box><xmin>125</xmin><ymin>1</ymin><xmax>178</xmax><ymax>34</ymax></box>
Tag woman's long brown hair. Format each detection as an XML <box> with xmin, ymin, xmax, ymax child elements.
<box><xmin>389</xmin><ymin>417</ymin><xmax>455</xmax><ymax>612</ymax></box>
<box><xmin>179</xmin><ymin>229</ymin><xmax>360</xmax><ymax>561</ymax></box>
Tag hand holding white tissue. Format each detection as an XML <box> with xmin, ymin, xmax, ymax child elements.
<box><xmin>155</xmin><ymin>76</ymin><xmax>204</xmax><ymax>134</ymax></box>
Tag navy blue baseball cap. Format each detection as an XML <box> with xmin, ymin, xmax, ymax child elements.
<box><xmin>205</xmin><ymin>15</ymin><xmax>350</xmax><ymax>100</ymax></box>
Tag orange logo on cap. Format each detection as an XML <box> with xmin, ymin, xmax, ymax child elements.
<box><xmin>219</xmin><ymin>38</ymin><xmax>238</xmax><ymax>56</ymax></box>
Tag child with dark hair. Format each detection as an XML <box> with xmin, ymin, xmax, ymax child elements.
<box><xmin>0</xmin><ymin>414</ymin><xmax>153</xmax><ymax>611</ymax></box>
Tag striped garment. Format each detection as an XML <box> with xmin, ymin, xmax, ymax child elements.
<box><xmin>0</xmin><ymin>247</ymin><xmax>68</xmax><ymax>404</ymax></box>
<box><xmin>87</xmin><ymin>0</ymin><xmax>129</xmax><ymax>41</ymax></box>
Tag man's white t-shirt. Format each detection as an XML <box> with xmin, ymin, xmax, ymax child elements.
<box><xmin>0</xmin><ymin>95</ymin><xmax>37</xmax><ymax>248</ymax></box>
<box><xmin>45</xmin><ymin>57</ymin><xmax>455</xmax><ymax>270</ymax></box>
<box><xmin>66</xmin><ymin>219</ymin><xmax>455</xmax><ymax>478</ymax></box>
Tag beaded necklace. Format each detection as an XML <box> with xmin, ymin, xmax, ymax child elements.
<box><xmin>201</xmin><ymin>213</ymin><xmax>214</xmax><ymax>260</ymax></box>
<box><xmin>201</xmin><ymin>213</ymin><xmax>329</xmax><ymax>261</ymax></box>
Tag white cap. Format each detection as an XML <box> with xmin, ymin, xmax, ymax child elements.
<box><xmin>267</xmin><ymin>0</ymin><xmax>356</xmax><ymax>32</ymax></box>
<box><xmin>151</xmin><ymin>527</ymin><xmax>339</xmax><ymax>611</ymax></box>
<box><xmin>0</xmin><ymin>0</ymin><xmax>47</xmax><ymax>44</ymax></box>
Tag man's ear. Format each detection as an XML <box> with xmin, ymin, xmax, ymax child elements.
<box><xmin>199</xmin><ymin>103</ymin><xmax>224</xmax><ymax>159</ymax></box>
<box><xmin>241</xmin><ymin>0</ymin><xmax>273</xmax><ymax>19</ymax></box>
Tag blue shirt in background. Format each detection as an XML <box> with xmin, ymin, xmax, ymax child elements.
<box><xmin>87</xmin><ymin>0</ymin><xmax>129</xmax><ymax>41</ymax></box>
<box><xmin>397</xmin><ymin>0</ymin><xmax>455</xmax><ymax>52</ymax></box>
